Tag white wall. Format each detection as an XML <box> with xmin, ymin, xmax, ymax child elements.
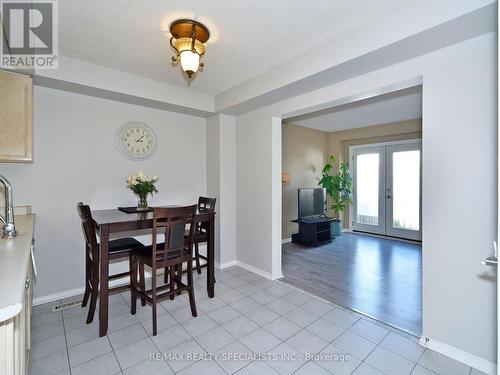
<box><xmin>0</xmin><ymin>86</ymin><xmax>207</xmax><ymax>300</ymax></box>
<box><xmin>206</xmin><ymin>114</ymin><xmax>237</xmax><ymax>268</ymax></box>
<box><xmin>234</xmin><ymin>32</ymin><xmax>497</xmax><ymax>370</ymax></box>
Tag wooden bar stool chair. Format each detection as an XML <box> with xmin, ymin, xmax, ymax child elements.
<box><xmin>193</xmin><ymin>196</ymin><xmax>216</xmax><ymax>274</ymax></box>
<box><xmin>77</xmin><ymin>202</ymin><xmax>144</xmax><ymax>324</ymax></box>
<box><xmin>129</xmin><ymin>205</ymin><xmax>198</xmax><ymax>336</ymax></box>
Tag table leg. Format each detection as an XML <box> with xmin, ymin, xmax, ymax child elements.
<box><xmin>207</xmin><ymin>214</ymin><xmax>215</xmax><ymax>298</ymax></box>
<box><xmin>99</xmin><ymin>224</ymin><xmax>109</xmax><ymax>337</ymax></box>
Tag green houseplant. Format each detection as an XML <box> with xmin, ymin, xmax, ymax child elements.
<box><xmin>318</xmin><ymin>155</ymin><xmax>352</xmax><ymax>237</ymax></box>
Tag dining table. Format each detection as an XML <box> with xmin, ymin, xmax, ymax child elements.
<box><xmin>91</xmin><ymin>207</ymin><xmax>216</xmax><ymax>337</ymax></box>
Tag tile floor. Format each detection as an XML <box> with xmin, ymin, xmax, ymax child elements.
<box><xmin>29</xmin><ymin>266</ymin><xmax>486</xmax><ymax>375</ymax></box>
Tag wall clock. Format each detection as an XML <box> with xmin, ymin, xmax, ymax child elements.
<box><xmin>116</xmin><ymin>122</ymin><xmax>157</xmax><ymax>160</ymax></box>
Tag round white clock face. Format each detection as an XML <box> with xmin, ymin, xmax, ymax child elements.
<box><xmin>116</xmin><ymin>122</ymin><xmax>156</xmax><ymax>159</ymax></box>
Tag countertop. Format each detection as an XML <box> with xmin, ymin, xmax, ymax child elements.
<box><xmin>0</xmin><ymin>214</ymin><xmax>35</xmax><ymax>322</ymax></box>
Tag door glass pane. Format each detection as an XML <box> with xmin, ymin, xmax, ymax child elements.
<box><xmin>392</xmin><ymin>150</ymin><xmax>420</xmax><ymax>231</ymax></box>
<box><xmin>356</xmin><ymin>153</ymin><xmax>379</xmax><ymax>225</ymax></box>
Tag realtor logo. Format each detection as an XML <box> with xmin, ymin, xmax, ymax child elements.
<box><xmin>1</xmin><ymin>0</ymin><xmax>58</xmax><ymax>68</ymax></box>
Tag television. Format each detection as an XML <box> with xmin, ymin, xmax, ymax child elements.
<box><xmin>298</xmin><ymin>188</ymin><xmax>326</xmax><ymax>219</ymax></box>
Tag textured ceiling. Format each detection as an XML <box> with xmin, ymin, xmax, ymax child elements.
<box><xmin>286</xmin><ymin>87</ymin><xmax>422</xmax><ymax>132</ymax></box>
<box><xmin>59</xmin><ymin>0</ymin><xmax>415</xmax><ymax>95</ymax></box>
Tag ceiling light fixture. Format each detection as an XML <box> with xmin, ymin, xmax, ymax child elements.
<box><xmin>169</xmin><ymin>19</ymin><xmax>210</xmax><ymax>79</ymax></box>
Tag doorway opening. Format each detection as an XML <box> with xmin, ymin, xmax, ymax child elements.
<box><xmin>280</xmin><ymin>86</ymin><xmax>423</xmax><ymax>335</ymax></box>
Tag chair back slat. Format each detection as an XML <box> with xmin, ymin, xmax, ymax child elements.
<box><xmin>77</xmin><ymin>202</ymin><xmax>98</xmax><ymax>252</ymax></box>
<box><xmin>152</xmin><ymin>205</ymin><xmax>197</xmax><ymax>262</ymax></box>
<box><xmin>197</xmin><ymin>197</ymin><xmax>216</xmax><ymax>234</ymax></box>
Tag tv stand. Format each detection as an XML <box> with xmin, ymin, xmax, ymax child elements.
<box><xmin>291</xmin><ymin>217</ymin><xmax>334</xmax><ymax>246</ymax></box>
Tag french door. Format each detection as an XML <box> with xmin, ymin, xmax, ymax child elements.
<box><xmin>352</xmin><ymin>141</ymin><xmax>422</xmax><ymax>241</ymax></box>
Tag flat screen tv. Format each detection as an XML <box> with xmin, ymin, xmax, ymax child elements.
<box><xmin>298</xmin><ymin>188</ymin><xmax>326</xmax><ymax>219</ymax></box>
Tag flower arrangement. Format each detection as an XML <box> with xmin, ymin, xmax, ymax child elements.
<box><xmin>126</xmin><ymin>172</ymin><xmax>158</xmax><ymax>210</ymax></box>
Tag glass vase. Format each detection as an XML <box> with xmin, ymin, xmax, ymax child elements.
<box><xmin>137</xmin><ymin>194</ymin><xmax>148</xmax><ymax>211</ymax></box>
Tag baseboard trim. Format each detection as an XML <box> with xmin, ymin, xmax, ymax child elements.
<box><xmin>235</xmin><ymin>261</ymin><xmax>283</xmax><ymax>280</ymax></box>
<box><xmin>33</xmin><ymin>276</ymin><xmax>133</xmax><ymax>306</ymax></box>
<box><xmin>419</xmin><ymin>336</ymin><xmax>496</xmax><ymax>375</ymax></box>
<box><xmin>282</xmin><ymin>238</ymin><xmax>292</xmax><ymax>244</ymax></box>
<box><xmin>216</xmin><ymin>260</ymin><xmax>237</xmax><ymax>269</ymax></box>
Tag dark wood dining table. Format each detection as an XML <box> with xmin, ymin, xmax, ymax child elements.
<box><xmin>91</xmin><ymin>208</ymin><xmax>216</xmax><ymax>337</ymax></box>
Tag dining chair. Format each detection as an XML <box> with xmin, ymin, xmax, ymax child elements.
<box><xmin>77</xmin><ymin>202</ymin><xmax>144</xmax><ymax>324</ymax></box>
<box><xmin>130</xmin><ymin>205</ymin><xmax>198</xmax><ymax>336</ymax></box>
<box><xmin>193</xmin><ymin>196</ymin><xmax>216</xmax><ymax>274</ymax></box>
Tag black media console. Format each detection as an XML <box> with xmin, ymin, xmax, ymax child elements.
<box><xmin>291</xmin><ymin>217</ymin><xmax>334</xmax><ymax>246</ymax></box>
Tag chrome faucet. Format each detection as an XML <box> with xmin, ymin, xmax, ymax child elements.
<box><xmin>0</xmin><ymin>175</ymin><xmax>17</xmax><ymax>238</ymax></box>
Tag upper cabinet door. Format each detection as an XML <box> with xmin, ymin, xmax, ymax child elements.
<box><xmin>0</xmin><ymin>71</ymin><xmax>33</xmax><ymax>163</ymax></box>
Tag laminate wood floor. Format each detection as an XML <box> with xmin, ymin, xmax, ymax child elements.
<box><xmin>281</xmin><ymin>232</ymin><xmax>422</xmax><ymax>336</ymax></box>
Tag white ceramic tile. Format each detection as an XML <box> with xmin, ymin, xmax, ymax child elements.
<box><xmin>411</xmin><ymin>365</ymin><xmax>438</xmax><ymax>375</ymax></box>
<box><xmin>282</xmin><ymin>291</ymin><xmax>313</xmax><ymax>307</ymax></box>
<box><xmin>122</xmin><ymin>358</ymin><xmax>173</xmax><ymax>375</ymax></box>
<box><xmin>263</xmin><ymin>316</ymin><xmax>302</xmax><ymax>341</ymax></box>
<box><xmin>223</xmin><ymin>315</ymin><xmax>260</xmax><ymax>339</ymax></box>
<box><xmin>283</xmin><ymin>307</ymin><xmax>320</xmax><ymax>327</ymax></box>
<box><xmin>293</xmin><ymin>361</ymin><xmax>332</xmax><ymax>375</ymax></box>
<box><xmin>250</xmin><ymin>290</ymin><xmax>280</xmax><ymax>305</ymax></box>
<box><xmin>29</xmin><ymin>350</ymin><xmax>69</xmax><ymax>375</ymax></box>
<box><xmin>470</xmin><ymin>369</ymin><xmax>488</xmax><ymax>375</ymax></box>
<box><xmin>160</xmin><ymin>295</ymin><xmax>192</xmax><ymax>312</ymax></box>
<box><xmin>224</xmin><ymin>276</ymin><xmax>249</xmax><ymax>288</ymax></box>
<box><xmin>301</xmin><ymin>298</ymin><xmax>335</xmax><ymax>316</ymax></box>
<box><xmin>131</xmin><ymin>301</ymin><xmax>168</xmax><ymax>322</ymax></box>
<box><xmin>166</xmin><ymin>339</ymin><xmax>206</xmax><ymax>372</ymax></box>
<box><xmin>350</xmin><ymin>319</ymin><xmax>390</xmax><ymax>344</ymax></box>
<box><xmin>333</xmin><ymin>330</ymin><xmax>377</xmax><ymax>361</ymax></box>
<box><xmin>169</xmin><ymin>306</ymin><xmax>200</xmax><ymax>324</ymax></box>
<box><xmin>380</xmin><ymin>332</ymin><xmax>425</xmax><ymax>362</ymax></box>
<box><xmin>151</xmin><ymin>324</ymin><xmax>192</xmax><ymax>351</ymax></box>
<box><xmin>108</xmin><ymin>323</ymin><xmax>148</xmax><ymax>350</ymax></box>
<box><xmin>178</xmin><ymin>357</ymin><xmax>226</xmax><ymax>375</ymax></box>
<box><xmin>68</xmin><ymin>336</ymin><xmax>112</xmax><ymax>367</ymax></box>
<box><xmin>316</xmin><ymin>344</ymin><xmax>362</xmax><ymax>375</ymax></box>
<box><xmin>231</xmin><ymin>297</ymin><xmax>262</xmax><ymax>314</ymax></box>
<box><xmin>234</xmin><ymin>361</ymin><xmax>279</xmax><ymax>374</ymax></box>
<box><xmin>265</xmin><ymin>342</ymin><xmax>306</xmax><ymax>375</ymax></box>
<box><xmin>107</xmin><ymin>312</ymin><xmax>140</xmax><ymax>333</ymax></box>
<box><xmin>31</xmin><ymin>333</ymin><xmax>67</xmax><ymax>361</ymax></box>
<box><xmin>239</xmin><ymin>328</ymin><xmax>282</xmax><ymax>353</ymax></box>
<box><xmin>218</xmin><ymin>289</ymin><xmax>246</xmax><ymax>304</ymax></box>
<box><xmin>365</xmin><ymin>346</ymin><xmax>415</xmax><ymax>375</ymax></box>
<box><xmin>32</xmin><ymin>310</ymin><xmax>63</xmax><ymax>329</ymax></box>
<box><xmin>234</xmin><ymin>283</ymin><xmax>262</xmax><ymax>296</ymax></box>
<box><xmin>306</xmin><ymin>318</ymin><xmax>345</xmax><ymax>342</ymax></box>
<box><xmin>207</xmin><ymin>305</ymin><xmax>241</xmax><ymax>324</ymax></box>
<box><xmin>114</xmin><ymin>337</ymin><xmax>157</xmax><ymax>369</ymax></box>
<box><xmin>353</xmin><ymin>363</ymin><xmax>386</xmax><ymax>375</ymax></box>
<box><xmin>197</xmin><ymin>297</ymin><xmax>227</xmax><ymax>313</ymax></box>
<box><xmin>322</xmin><ymin>308</ymin><xmax>360</xmax><ymax>329</ymax></box>
<box><xmin>140</xmin><ymin>311</ymin><xmax>179</xmax><ymax>335</ymax></box>
<box><xmin>71</xmin><ymin>352</ymin><xmax>121</xmax><ymax>375</ymax></box>
<box><xmin>285</xmin><ymin>329</ymin><xmax>329</xmax><ymax>355</ymax></box>
<box><xmin>31</xmin><ymin>320</ymin><xmax>65</xmax><ymax>343</ymax></box>
<box><xmin>417</xmin><ymin>350</ymin><xmax>471</xmax><ymax>375</ymax></box>
<box><xmin>245</xmin><ymin>306</ymin><xmax>280</xmax><ymax>326</ymax></box>
<box><xmin>195</xmin><ymin>326</ymin><xmax>236</xmax><ymax>352</ymax></box>
<box><xmin>181</xmin><ymin>314</ymin><xmax>218</xmax><ymax>336</ymax></box>
<box><xmin>265</xmin><ymin>298</ymin><xmax>296</xmax><ymax>315</ymax></box>
<box><xmin>266</xmin><ymin>283</ymin><xmax>295</xmax><ymax>297</ymax></box>
<box><xmin>215</xmin><ymin>340</ymin><xmax>254</xmax><ymax>374</ymax></box>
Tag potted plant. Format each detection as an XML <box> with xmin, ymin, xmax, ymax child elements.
<box><xmin>126</xmin><ymin>172</ymin><xmax>158</xmax><ymax>211</ymax></box>
<box><xmin>318</xmin><ymin>155</ymin><xmax>352</xmax><ymax>238</ymax></box>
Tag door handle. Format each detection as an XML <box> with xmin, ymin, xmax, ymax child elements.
<box><xmin>386</xmin><ymin>194</ymin><xmax>392</xmax><ymax>199</ymax></box>
<box><xmin>482</xmin><ymin>256</ymin><xmax>498</xmax><ymax>267</ymax></box>
<box><xmin>481</xmin><ymin>241</ymin><xmax>498</xmax><ymax>267</ymax></box>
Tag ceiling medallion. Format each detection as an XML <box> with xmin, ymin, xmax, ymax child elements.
<box><xmin>169</xmin><ymin>19</ymin><xmax>210</xmax><ymax>79</ymax></box>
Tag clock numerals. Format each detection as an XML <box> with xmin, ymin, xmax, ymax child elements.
<box><xmin>118</xmin><ymin>124</ymin><xmax>156</xmax><ymax>159</ymax></box>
